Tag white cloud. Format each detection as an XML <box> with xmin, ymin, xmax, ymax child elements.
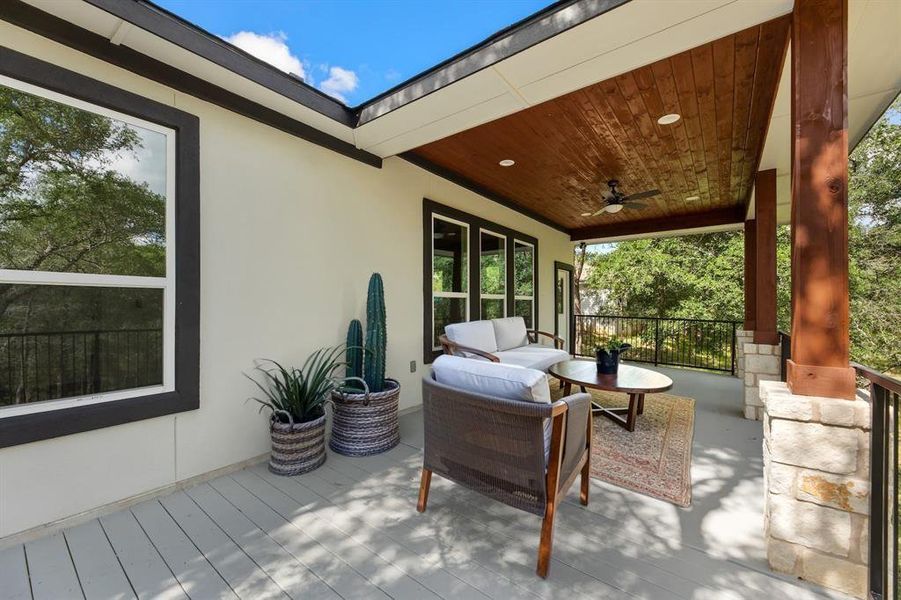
<box><xmin>224</xmin><ymin>31</ymin><xmax>305</xmax><ymax>80</ymax></box>
<box><xmin>319</xmin><ymin>66</ymin><xmax>359</xmax><ymax>103</ymax></box>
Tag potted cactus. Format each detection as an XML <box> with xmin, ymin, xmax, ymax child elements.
<box><xmin>330</xmin><ymin>273</ymin><xmax>401</xmax><ymax>456</ymax></box>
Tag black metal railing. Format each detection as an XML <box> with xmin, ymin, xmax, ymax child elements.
<box><xmin>779</xmin><ymin>330</ymin><xmax>791</xmax><ymax>381</ymax></box>
<box><xmin>574</xmin><ymin>314</ymin><xmax>740</xmax><ymax>373</ymax></box>
<box><xmin>854</xmin><ymin>363</ymin><xmax>900</xmax><ymax>600</ymax></box>
<box><xmin>0</xmin><ymin>328</ymin><xmax>163</xmax><ymax>406</ymax></box>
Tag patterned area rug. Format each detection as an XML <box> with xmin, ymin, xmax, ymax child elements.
<box><xmin>551</xmin><ymin>385</ymin><xmax>695</xmax><ymax>507</ymax></box>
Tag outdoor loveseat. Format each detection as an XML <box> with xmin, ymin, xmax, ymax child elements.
<box><xmin>438</xmin><ymin>316</ymin><xmax>570</xmax><ymax>371</ymax></box>
<box><xmin>418</xmin><ymin>355</ymin><xmax>592</xmax><ymax>577</ymax></box>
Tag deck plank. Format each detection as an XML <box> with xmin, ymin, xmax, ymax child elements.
<box><xmin>289</xmin><ymin>460</ymin><xmax>626</xmax><ymax>600</ymax></box>
<box><xmin>131</xmin><ymin>500</ymin><xmax>236</xmax><ymax>600</ymax></box>
<box><xmin>210</xmin><ymin>474</ymin><xmax>405</xmax><ymax>600</ymax></box>
<box><xmin>64</xmin><ymin>520</ymin><xmax>136</xmax><ymax>600</ymax></box>
<box><xmin>0</xmin><ymin>545</ymin><xmax>32</xmax><ymax>600</ymax></box>
<box><xmin>99</xmin><ymin>510</ymin><xmax>186</xmax><ymax>600</ymax></box>
<box><xmin>184</xmin><ymin>483</ymin><xmax>338</xmax><ymax>600</ymax></box>
<box><xmin>248</xmin><ymin>466</ymin><xmax>495</xmax><ymax>600</ymax></box>
<box><xmin>157</xmin><ymin>491</ymin><xmax>287</xmax><ymax>600</ymax></box>
<box><xmin>24</xmin><ymin>533</ymin><xmax>83</xmax><ymax>600</ymax></box>
<box><xmin>233</xmin><ymin>468</ymin><xmax>484</xmax><ymax>600</ymax></box>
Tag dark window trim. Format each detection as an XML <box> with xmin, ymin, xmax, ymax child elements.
<box><xmin>0</xmin><ymin>49</ymin><xmax>200</xmax><ymax>448</ymax></box>
<box><xmin>553</xmin><ymin>261</ymin><xmax>576</xmax><ymax>355</ymax></box>
<box><xmin>0</xmin><ymin>1</ymin><xmax>381</xmax><ymax>169</ymax></box>
<box><xmin>423</xmin><ymin>199</ymin><xmax>539</xmax><ymax>364</ymax></box>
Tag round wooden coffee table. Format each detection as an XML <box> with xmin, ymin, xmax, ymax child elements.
<box><xmin>548</xmin><ymin>359</ymin><xmax>673</xmax><ymax>432</ymax></box>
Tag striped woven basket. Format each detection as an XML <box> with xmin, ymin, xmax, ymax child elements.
<box><xmin>330</xmin><ymin>379</ymin><xmax>401</xmax><ymax>456</ymax></box>
<box><xmin>268</xmin><ymin>412</ymin><xmax>327</xmax><ymax>476</ymax></box>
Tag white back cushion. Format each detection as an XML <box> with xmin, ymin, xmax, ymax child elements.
<box><xmin>492</xmin><ymin>317</ymin><xmax>529</xmax><ymax>351</ymax></box>
<box><xmin>444</xmin><ymin>320</ymin><xmax>498</xmax><ymax>353</ymax></box>
<box><xmin>431</xmin><ymin>355</ymin><xmax>549</xmax><ymax>403</ymax></box>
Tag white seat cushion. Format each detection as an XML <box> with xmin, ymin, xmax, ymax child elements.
<box><xmin>431</xmin><ymin>354</ymin><xmax>549</xmax><ymax>403</ymax></box>
<box><xmin>431</xmin><ymin>355</ymin><xmax>552</xmax><ymax>461</ymax></box>
<box><xmin>494</xmin><ymin>344</ymin><xmax>570</xmax><ymax>372</ymax></box>
<box><xmin>444</xmin><ymin>320</ymin><xmax>498</xmax><ymax>354</ymax></box>
<box><xmin>492</xmin><ymin>316</ymin><xmax>530</xmax><ymax>351</ymax></box>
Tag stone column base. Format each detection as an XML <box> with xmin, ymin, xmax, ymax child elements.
<box><xmin>761</xmin><ymin>380</ymin><xmax>871</xmax><ymax>598</ymax></box>
<box><xmin>741</xmin><ymin>336</ymin><xmax>780</xmax><ymax>420</ymax></box>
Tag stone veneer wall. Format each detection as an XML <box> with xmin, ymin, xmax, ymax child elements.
<box><xmin>737</xmin><ymin>329</ymin><xmax>781</xmax><ymax>420</ymax></box>
<box><xmin>761</xmin><ymin>380</ymin><xmax>871</xmax><ymax>598</ymax></box>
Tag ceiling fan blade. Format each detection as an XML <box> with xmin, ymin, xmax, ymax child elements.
<box><xmin>622</xmin><ymin>189</ymin><xmax>661</xmax><ymax>202</ymax></box>
<box><xmin>600</xmin><ymin>190</ymin><xmax>615</xmax><ymax>200</ymax></box>
<box><xmin>591</xmin><ymin>207</ymin><xmax>607</xmax><ymax>216</ymax></box>
<box><xmin>623</xmin><ymin>202</ymin><xmax>647</xmax><ymax>210</ymax></box>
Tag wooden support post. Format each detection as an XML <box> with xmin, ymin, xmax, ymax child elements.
<box><xmin>787</xmin><ymin>0</ymin><xmax>856</xmax><ymax>399</ymax></box>
<box><xmin>743</xmin><ymin>219</ymin><xmax>757</xmax><ymax>331</ymax></box>
<box><xmin>754</xmin><ymin>170</ymin><xmax>778</xmax><ymax>345</ymax></box>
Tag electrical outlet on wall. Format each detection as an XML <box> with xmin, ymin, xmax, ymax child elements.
<box><xmin>410</xmin><ymin>360</ymin><xmax>417</xmax><ymax>373</ymax></box>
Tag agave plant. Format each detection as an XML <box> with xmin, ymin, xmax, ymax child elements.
<box><xmin>246</xmin><ymin>345</ymin><xmax>367</xmax><ymax>424</ymax></box>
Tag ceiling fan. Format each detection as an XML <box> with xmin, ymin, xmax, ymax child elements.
<box><xmin>591</xmin><ymin>180</ymin><xmax>660</xmax><ymax>216</ymax></box>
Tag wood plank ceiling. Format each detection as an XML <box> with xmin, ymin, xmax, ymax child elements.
<box><xmin>408</xmin><ymin>16</ymin><xmax>791</xmax><ymax>240</ymax></box>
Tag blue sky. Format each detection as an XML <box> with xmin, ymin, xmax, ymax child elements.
<box><xmin>155</xmin><ymin>0</ymin><xmax>551</xmax><ymax>106</ymax></box>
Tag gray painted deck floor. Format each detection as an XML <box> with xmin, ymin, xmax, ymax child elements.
<box><xmin>0</xmin><ymin>366</ymin><xmax>851</xmax><ymax>600</ymax></box>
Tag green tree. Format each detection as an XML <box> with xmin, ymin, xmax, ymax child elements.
<box><xmin>0</xmin><ymin>84</ymin><xmax>166</xmax><ymax>329</ymax></box>
<box><xmin>579</xmin><ymin>96</ymin><xmax>899</xmax><ymax>374</ymax></box>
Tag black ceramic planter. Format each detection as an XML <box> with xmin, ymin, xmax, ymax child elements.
<box><xmin>596</xmin><ymin>344</ymin><xmax>631</xmax><ymax>374</ymax></box>
<box><xmin>596</xmin><ymin>349</ymin><xmax>620</xmax><ymax>374</ymax></box>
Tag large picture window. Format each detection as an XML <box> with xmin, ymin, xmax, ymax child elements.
<box><xmin>431</xmin><ymin>215</ymin><xmax>469</xmax><ymax>349</ymax></box>
<box><xmin>0</xmin><ymin>50</ymin><xmax>199</xmax><ymax>447</ymax></box>
<box><xmin>424</xmin><ymin>199</ymin><xmax>538</xmax><ymax>362</ymax></box>
<box><xmin>479</xmin><ymin>230</ymin><xmax>506</xmax><ymax>320</ymax></box>
<box><xmin>513</xmin><ymin>240</ymin><xmax>536</xmax><ymax>328</ymax></box>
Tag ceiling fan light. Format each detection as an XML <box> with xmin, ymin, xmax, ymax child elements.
<box><xmin>606</xmin><ymin>203</ymin><xmax>624</xmax><ymax>213</ymax></box>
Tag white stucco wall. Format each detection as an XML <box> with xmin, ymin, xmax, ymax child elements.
<box><xmin>0</xmin><ymin>22</ymin><xmax>575</xmax><ymax>538</ymax></box>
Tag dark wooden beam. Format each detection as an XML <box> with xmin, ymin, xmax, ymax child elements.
<box><xmin>787</xmin><ymin>0</ymin><xmax>855</xmax><ymax>399</ymax></box>
<box><xmin>569</xmin><ymin>206</ymin><xmax>745</xmax><ymax>242</ymax></box>
<box><xmin>753</xmin><ymin>170</ymin><xmax>778</xmax><ymax>344</ymax></box>
<box><xmin>743</xmin><ymin>219</ymin><xmax>756</xmax><ymax>331</ymax></box>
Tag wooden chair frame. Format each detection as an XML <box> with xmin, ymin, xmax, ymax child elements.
<box><xmin>438</xmin><ymin>329</ymin><xmax>566</xmax><ymax>362</ymax></box>
<box><xmin>417</xmin><ymin>377</ymin><xmax>592</xmax><ymax>578</ymax></box>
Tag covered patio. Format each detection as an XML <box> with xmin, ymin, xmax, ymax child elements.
<box><xmin>0</xmin><ymin>0</ymin><xmax>898</xmax><ymax>599</ymax></box>
<box><xmin>2</xmin><ymin>366</ymin><xmax>846</xmax><ymax>600</ymax></box>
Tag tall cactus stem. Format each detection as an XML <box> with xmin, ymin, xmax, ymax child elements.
<box><xmin>364</xmin><ymin>273</ymin><xmax>387</xmax><ymax>393</ymax></box>
<box><xmin>345</xmin><ymin>319</ymin><xmax>363</xmax><ymax>386</ymax></box>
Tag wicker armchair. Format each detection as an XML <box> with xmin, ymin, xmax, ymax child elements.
<box><xmin>418</xmin><ymin>373</ymin><xmax>592</xmax><ymax>578</ymax></box>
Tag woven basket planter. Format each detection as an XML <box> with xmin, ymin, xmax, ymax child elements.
<box><xmin>268</xmin><ymin>413</ymin><xmax>327</xmax><ymax>476</ymax></box>
<box><xmin>330</xmin><ymin>379</ymin><xmax>401</xmax><ymax>456</ymax></box>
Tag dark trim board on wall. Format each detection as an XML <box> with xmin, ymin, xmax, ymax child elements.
<box><xmin>423</xmin><ymin>199</ymin><xmax>540</xmax><ymax>365</ymax></box>
<box><xmin>0</xmin><ymin>48</ymin><xmax>200</xmax><ymax>448</ymax></box>
<box><xmin>569</xmin><ymin>205</ymin><xmax>746</xmax><ymax>241</ymax></box>
<box><xmin>404</xmin><ymin>152</ymin><xmax>568</xmax><ymax>234</ymax></box>
<box><xmin>0</xmin><ymin>0</ymin><xmax>381</xmax><ymax>169</ymax></box>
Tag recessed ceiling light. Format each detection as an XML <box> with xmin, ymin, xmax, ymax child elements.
<box><xmin>686</xmin><ymin>195</ymin><xmax>701</xmax><ymax>202</ymax></box>
<box><xmin>657</xmin><ymin>113</ymin><xmax>681</xmax><ymax>125</ymax></box>
<box><xmin>580</xmin><ymin>212</ymin><xmax>592</xmax><ymax>217</ymax></box>
<box><xmin>499</xmin><ymin>159</ymin><xmax>515</xmax><ymax>167</ymax></box>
